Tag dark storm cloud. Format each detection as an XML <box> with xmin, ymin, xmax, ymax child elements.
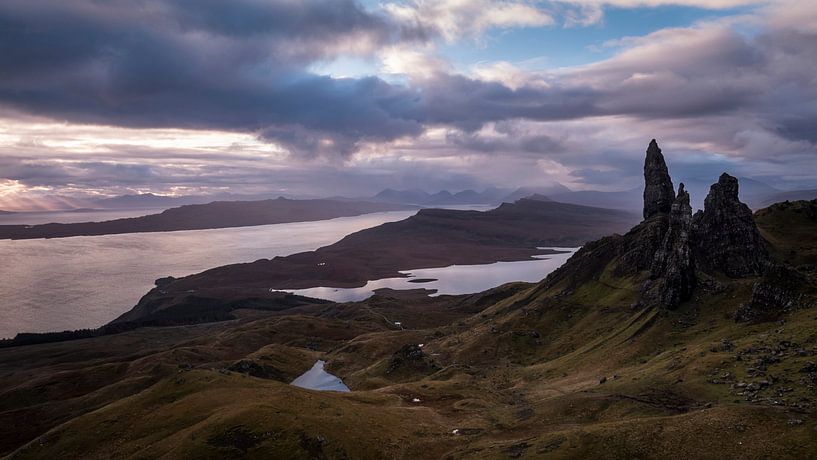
<box><xmin>402</xmin><ymin>22</ymin><xmax>815</xmax><ymax>152</ymax></box>
<box><xmin>445</xmin><ymin>125</ymin><xmax>566</xmax><ymax>155</ymax></box>
<box><xmin>0</xmin><ymin>0</ymin><xmax>416</xmax><ymax>72</ymax></box>
<box><xmin>0</xmin><ymin>0</ymin><xmax>815</xmax><ymax>199</ymax></box>
<box><xmin>0</xmin><ymin>155</ymin><xmax>156</xmax><ymax>188</ymax></box>
<box><xmin>1</xmin><ymin>0</ymin><xmax>816</xmax><ymax>161</ymax></box>
<box><xmin>0</xmin><ymin>156</ymin><xmax>76</xmax><ymax>184</ymax></box>
<box><xmin>0</xmin><ymin>0</ymin><xmax>431</xmax><ymax>156</ymax></box>
<box><xmin>0</xmin><ymin>0</ymin><xmax>808</xmax><ymax>158</ymax></box>
<box><xmin>422</xmin><ymin>18</ymin><xmax>817</xmax><ymax>186</ymax></box>
<box><xmin>413</xmin><ymin>74</ymin><xmax>601</xmax><ymax>130</ymax></box>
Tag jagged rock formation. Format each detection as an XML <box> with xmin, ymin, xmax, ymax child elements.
<box><xmin>647</xmin><ymin>183</ymin><xmax>695</xmax><ymax>307</ymax></box>
<box><xmin>692</xmin><ymin>173</ymin><xmax>770</xmax><ymax>277</ymax></box>
<box><xmin>643</xmin><ymin>139</ymin><xmax>676</xmax><ymax>220</ymax></box>
<box><xmin>548</xmin><ymin>140</ymin><xmax>772</xmax><ymax>311</ymax></box>
<box><xmin>639</xmin><ymin>148</ymin><xmax>770</xmax><ymax>307</ymax></box>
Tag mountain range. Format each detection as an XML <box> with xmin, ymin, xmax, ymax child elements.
<box><xmin>369</xmin><ymin>180</ymin><xmax>817</xmax><ymax>211</ymax></box>
<box><xmin>3</xmin><ymin>179</ymin><xmax>816</xmax><ymax>215</ymax></box>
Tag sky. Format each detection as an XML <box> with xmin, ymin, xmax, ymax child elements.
<box><xmin>0</xmin><ymin>0</ymin><xmax>816</xmax><ymax>209</ymax></box>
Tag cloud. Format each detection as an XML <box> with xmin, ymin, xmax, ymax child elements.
<box><xmin>559</xmin><ymin>0</ymin><xmax>762</xmax><ymax>7</ymax></box>
<box><xmin>0</xmin><ymin>0</ymin><xmax>433</xmax><ymax>157</ymax></box>
<box><xmin>0</xmin><ymin>0</ymin><xmax>816</xmax><ymax>202</ymax></box>
<box><xmin>384</xmin><ymin>0</ymin><xmax>555</xmax><ymax>41</ymax></box>
<box><xmin>2</xmin><ymin>0</ymin><xmax>808</xmax><ymax>155</ymax></box>
<box><xmin>379</xmin><ymin>45</ymin><xmax>453</xmax><ymax>80</ymax></box>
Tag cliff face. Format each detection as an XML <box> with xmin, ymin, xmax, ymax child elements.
<box><xmin>692</xmin><ymin>173</ymin><xmax>770</xmax><ymax>277</ymax></box>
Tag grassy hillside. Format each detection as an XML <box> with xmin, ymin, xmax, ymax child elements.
<box><xmin>756</xmin><ymin>199</ymin><xmax>817</xmax><ymax>268</ymax></box>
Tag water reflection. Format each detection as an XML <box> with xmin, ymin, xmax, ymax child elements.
<box><xmin>288</xmin><ymin>247</ymin><xmax>578</xmax><ymax>302</ymax></box>
<box><xmin>0</xmin><ymin>210</ymin><xmax>417</xmax><ymax>338</ymax></box>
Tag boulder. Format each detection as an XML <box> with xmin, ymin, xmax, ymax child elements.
<box><xmin>154</xmin><ymin>276</ymin><xmax>176</xmax><ymax>287</ymax></box>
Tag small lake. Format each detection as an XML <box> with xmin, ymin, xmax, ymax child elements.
<box><xmin>288</xmin><ymin>248</ymin><xmax>578</xmax><ymax>302</ymax></box>
<box><xmin>290</xmin><ymin>360</ymin><xmax>350</xmax><ymax>392</ymax></box>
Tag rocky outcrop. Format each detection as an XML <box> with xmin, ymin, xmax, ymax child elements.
<box><xmin>385</xmin><ymin>344</ymin><xmax>438</xmax><ymax>376</ymax></box>
<box><xmin>647</xmin><ymin>183</ymin><xmax>695</xmax><ymax>308</ymax></box>
<box><xmin>155</xmin><ymin>276</ymin><xmax>176</xmax><ymax>287</ymax></box>
<box><xmin>692</xmin><ymin>173</ymin><xmax>770</xmax><ymax>277</ymax></box>
<box><xmin>626</xmin><ymin>143</ymin><xmax>770</xmax><ymax>308</ymax></box>
<box><xmin>535</xmin><ymin>140</ymin><xmax>775</xmax><ymax>311</ymax></box>
<box><xmin>735</xmin><ymin>264</ymin><xmax>813</xmax><ymax>322</ymax></box>
<box><xmin>638</xmin><ymin>145</ymin><xmax>777</xmax><ymax>308</ymax></box>
<box><xmin>226</xmin><ymin>360</ymin><xmax>288</xmax><ymax>381</ymax></box>
<box><xmin>643</xmin><ymin>139</ymin><xmax>676</xmax><ymax>220</ymax></box>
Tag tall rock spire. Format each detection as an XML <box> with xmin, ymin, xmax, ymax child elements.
<box><xmin>648</xmin><ymin>183</ymin><xmax>695</xmax><ymax>308</ymax></box>
<box><xmin>643</xmin><ymin>139</ymin><xmax>676</xmax><ymax>220</ymax></box>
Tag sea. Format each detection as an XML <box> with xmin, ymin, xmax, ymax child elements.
<box><xmin>0</xmin><ymin>206</ymin><xmax>573</xmax><ymax>339</ymax></box>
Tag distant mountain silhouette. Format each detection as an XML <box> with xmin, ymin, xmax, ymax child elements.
<box><xmin>547</xmin><ymin>189</ymin><xmax>642</xmax><ymax>211</ymax></box>
<box><xmin>0</xmin><ymin>198</ymin><xmax>415</xmax><ymax>240</ymax></box>
<box><xmin>756</xmin><ymin>188</ymin><xmax>817</xmax><ymax>208</ymax></box>
<box><xmin>528</xmin><ymin>178</ymin><xmax>812</xmax><ymax>212</ymax></box>
<box><xmin>371</xmin><ymin>188</ymin><xmax>432</xmax><ymax>204</ymax></box>
<box><xmin>91</xmin><ymin>193</ymin><xmax>215</xmax><ymax>209</ymax></box>
<box><xmin>499</xmin><ymin>184</ymin><xmax>571</xmax><ymax>203</ymax></box>
<box><xmin>5</xmin><ymin>180</ymin><xmax>815</xmax><ymax>215</ymax></box>
<box><xmin>370</xmin><ymin>185</ymin><xmax>570</xmax><ymax>206</ymax></box>
<box><xmin>676</xmin><ymin>176</ymin><xmax>780</xmax><ymax>210</ymax></box>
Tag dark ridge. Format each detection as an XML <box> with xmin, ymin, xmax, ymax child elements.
<box><xmin>0</xmin><ymin>198</ymin><xmax>415</xmax><ymax>240</ymax></box>
<box><xmin>1</xmin><ymin>292</ymin><xmax>330</xmax><ymax>348</ymax></box>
